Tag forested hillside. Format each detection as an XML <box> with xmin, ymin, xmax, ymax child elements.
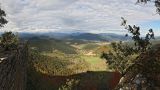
<box><xmin>28</xmin><ymin>36</ymin><xmax>77</xmax><ymax>54</ymax></box>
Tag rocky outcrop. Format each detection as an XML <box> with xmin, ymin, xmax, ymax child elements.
<box><xmin>0</xmin><ymin>44</ymin><xmax>28</xmax><ymax>90</ymax></box>
<box><xmin>116</xmin><ymin>45</ymin><xmax>160</xmax><ymax>89</ymax></box>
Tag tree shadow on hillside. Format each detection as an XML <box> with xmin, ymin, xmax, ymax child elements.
<box><xmin>27</xmin><ymin>70</ymin><xmax>121</xmax><ymax>90</ymax></box>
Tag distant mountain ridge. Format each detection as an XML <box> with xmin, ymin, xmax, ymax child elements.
<box><xmin>64</xmin><ymin>33</ymin><xmax>131</xmax><ymax>41</ymax></box>
<box><xmin>19</xmin><ymin>32</ymin><xmax>130</xmax><ymax>42</ymax></box>
<box><xmin>67</xmin><ymin>33</ymin><xmax>106</xmax><ymax>41</ymax></box>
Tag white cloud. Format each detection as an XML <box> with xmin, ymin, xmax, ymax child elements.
<box><xmin>0</xmin><ymin>0</ymin><xmax>160</xmax><ymax>35</ymax></box>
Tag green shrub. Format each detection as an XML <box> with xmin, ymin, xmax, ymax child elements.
<box><xmin>0</xmin><ymin>32</ymin><xmax>19</xmax><ymax>51</ymax></box>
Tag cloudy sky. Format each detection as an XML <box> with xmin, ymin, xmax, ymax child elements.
<box><xmin>0</xmin><ymin>0</ymin><xmax>160</xmax><ymax>35</ymax></box>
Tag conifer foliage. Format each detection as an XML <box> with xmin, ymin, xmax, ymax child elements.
<box><xmin>0</xmin><ymin>7</ymin><xmax>8</xmax><ymax>27</ymax></box>
<box><xmin>136</xmin><ymin>0</ymin><xmax>160</xmax><ymax>15</ymax></box>
<box><xmin>0</xmin><ymin>32</ymin><xmax>19</xmax><ymax>51</ymax></box>
<box><xmin>121</xmin><ymin>17</ymin><xmax>155</xmax><ymax>52</ymax></box>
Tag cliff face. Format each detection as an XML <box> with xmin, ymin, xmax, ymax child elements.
<box><xmin>0</xmin><ymin>44</ymin><xmax>28</xmax><ymax>90</ymax></box>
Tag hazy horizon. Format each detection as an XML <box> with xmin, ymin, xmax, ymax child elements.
<box><xmin>0</xmin><ymin>0</ymin><xmax>160</xmax><ymax>36</ymax></box>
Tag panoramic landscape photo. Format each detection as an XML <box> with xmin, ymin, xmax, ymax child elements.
<box><xmin>0</xmin><ymin>0</ymin><xmax>160</xmax><ymax>90</ymax></box>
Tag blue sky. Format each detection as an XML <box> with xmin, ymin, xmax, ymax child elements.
<box><xmin>0</xmin><ymin>0</ymin><xmax>160</xmax><ymax>36</ymax></box>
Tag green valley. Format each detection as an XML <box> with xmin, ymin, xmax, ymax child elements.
<box><xmin>26</xmin><ymin>36</ymin><xmax>115</xmax><ymax>90</ymax></box>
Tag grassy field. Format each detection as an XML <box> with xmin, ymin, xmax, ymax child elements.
<box><xmin>41</xmin><ymin>51</ymin><xmax>108</xmax><ymax>72</ymax></box>
<box><xmin>71</xmin><ymin>42</ymin><xmax>109</xmax><ymax>71</ymax></box>
<box><xmin>81</xmin><ymin>56</ymin><xmax>108</xmax><ymax>71</ymax></box>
